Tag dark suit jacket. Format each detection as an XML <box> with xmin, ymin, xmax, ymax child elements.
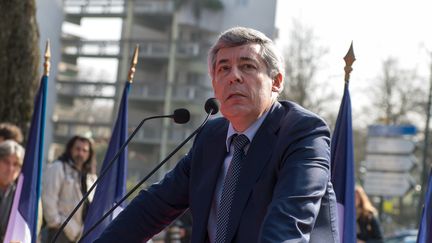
<box><xmin>95</xmin><ymin>101</ymin><xmax>340</xmax><ymax>243</ymax></box>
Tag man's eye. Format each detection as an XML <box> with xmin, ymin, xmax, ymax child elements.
<box><xmin>242</xmin><ymin>64</ymin><xmax>256</xmax><ymax>70</ymax></box>
<box><xmin>217</xmin><ymin>66</ymin><xmax>230</xmax><ymax>72</ymax></box>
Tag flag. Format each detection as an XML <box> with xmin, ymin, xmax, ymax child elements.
<box><xmin>417</xmin><ymin>168</ymin><xmax>432</xmax><ymax>243</ymax></box>
<box><xmin>81</xmin><ymin>81</ymin><xmax>131</xmax><ymax>242</ymax></box>
<box><xmin>4</xmin><ymin>75</ymin><xmax>48</xmax><ymax>243</ymax></box>
<box><xmin>330</xmin><ymin>81</ymin><xmax>356</xmax><ymax>243</ymax></box>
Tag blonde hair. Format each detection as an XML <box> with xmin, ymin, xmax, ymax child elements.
<box><xmin>355</xmin><ymin>185</ymin><xmax>377</xmax><ymax>219</ymax></box>
<box><xmin>0</xmin><ymin>140</ymin><xmax>25</xmax><ymax>165</ymax></box>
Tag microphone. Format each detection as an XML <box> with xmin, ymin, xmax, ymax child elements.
<box><xmin>51</xmin><ymin>108</ymin><xmax>190</xmax><ymax>243</ymax></box>
<box><xmin>172</xmin><ymin>108</ymin><xmax>190</xmax><ymax>124</ymax></box>
<box><xmin>204</xmin><ymin>97</ymin><xmax>219</xmax><ymax>115</ymax></box>
<box><xmin>78</xmin><ymin>98</ymin><xmax>220</xmax><ymax>242</ymax></box>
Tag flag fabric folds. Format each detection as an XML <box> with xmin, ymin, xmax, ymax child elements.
<box><xmin>4</xmin><ymin>75</ymin><xmax>48</xmax><ymax>243</ymax></box>
<box><xmin>417</xmin><ymin>168</ymin><xmax>432</xmax><ymax>243</ymax></box>
<box><xmin>330</xmin><ymin>82</ymin><xmax>356</xmax><ymax>243</ymax></box>
<box><xmin>82</xmin><ymin>81</ymin><xmax>131</xmax><ymax>242</ymax></box>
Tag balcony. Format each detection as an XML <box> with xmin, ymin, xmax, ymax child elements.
<box><xmin>129</xmin><ymin>83</ymin><xmax>208</xmax><ymax>102</ymax></box>
<box><xmin>56</xmin><ymin>78</ymin><xmax>117</xmax><ymax>100</ymax></box>
<box><xmin>63</xmin><ymin>0</ymin><xmax>174</xmax><ymax>17</ymax></box>
<box><xmin>53</xmin><ymin>118</ymin><xmax>193</xmax><ymax>145</ymax></box>
<box><xmin>64</xmin><ymin>0</ymin><xmax>125</xmax><ymax>18</ymax></box>
<box><xmin>53</xmin><ymin>120</ymin><xmax>113</xmax><ymax>142</ymax></box>
<box><xmin>132</xmin><ymin>0</ymin><xmax>174</xmax><ymax>15</ymax></box>
<box><xmin>62</xmin><ymin>39</ymin><xmax>120</xmax><ymax>58</ymax></box>
<box><xmin>61</xmin><ymin>38</ymin><xmax>206</xmax><ymax>59</ymax></box>
<box><xmin>130</xmin><ymin>123</ymin><xmax>193</xmax><ymax>145</ymax></box>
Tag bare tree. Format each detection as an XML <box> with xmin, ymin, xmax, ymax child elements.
<box><xmin>0</xmin><ymin>0</ymin><xmax>40</xmax><ymax>137</ymax></box>
<box><xmin>281</xmin><ymin>19</ymin><xmax>335</xmax><ymax>120</ymax></box>
<box><xmin>370</xmin><ymin>57</ymin><xmax>425</xmax><ymax>125</ymax></box>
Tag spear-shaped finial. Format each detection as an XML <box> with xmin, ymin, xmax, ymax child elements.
<box><xmin>43</xmin><ymin>40</ymin><xmax>51</xmax><ymax>76</ymax></box>
<box><xmin>127</xmin><ymin>44</ymin><xmax>139</xmax><ymax>83</ymax></box>
<box><xmin>343</xmin><ymin>42</ymin><xmax>355</xmax><ymax>84</ymax></box>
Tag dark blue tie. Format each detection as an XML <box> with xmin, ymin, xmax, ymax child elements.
<box><xmin>215</xmin><ymin>134</ymin><xmax>250</xmax><ymax>243</ymax></box>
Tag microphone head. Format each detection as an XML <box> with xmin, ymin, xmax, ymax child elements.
<box><xmin>204</xmin><ymin>98</ymin><xmax>220</xmax><ymax>115</ymax></box>
<box><xmin>173</xmin><ymin>108</ymin><xmax>190</xmax><ymax>124</ymax></box>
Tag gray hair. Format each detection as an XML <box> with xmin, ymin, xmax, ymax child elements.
<box><xmin>208</xmin><ymin>27</ymin><xmax>285</xmax><ymax>85</ymax></box>
<box><xmin>0</xmin><ymin>140</ymin><xmax>25</xmax><ymax>165</ymax></box>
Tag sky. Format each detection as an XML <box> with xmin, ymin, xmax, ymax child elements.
<box><xmin>275</xmin><ymin>0</ymin><xmax>432</xmax><ymax>127</ymax></box>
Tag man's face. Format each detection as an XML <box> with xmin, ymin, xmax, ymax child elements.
<box><xmin>71</xmin><ymin>139</ymin><xmax>90</xmax><ymax>166</ymax></box>
<box><xmin>0</xmin><ymin>154</ymin><xmax>21</xmax><ymax>188</ymax></box>
<box><xmin>212</xmin><ymin>43</ymin><xmax>282</xmax><ymax>131</ymax></box>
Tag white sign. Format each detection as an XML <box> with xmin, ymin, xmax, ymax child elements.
<box><xmin>363</xmin><ymin>171</ymin><xmax>414</xmax><ymax>197</ymax></box>
<box><xmin>366</xmin><ymin>137</ymin><xmax>416</xmax><ymax>154</ymax></box>
<box><xmin>364</xmin><ymin>154</ymin><xmax>417</xmax><ymax>172</ymax></box>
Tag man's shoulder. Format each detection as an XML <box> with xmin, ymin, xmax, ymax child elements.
<box><xmin>277</xmin><ymin>101</ymin><xmax>323</xmax><ymax>119</ymax></box>
<box><xmin>274</xmin><ymin>101</ymin><xmax>329</xmax><ymax>133</ymax></box>
<box><xmin>277</xmin><ymin>101</ymin><xmax>327</xmax><ymax>123</ymax></box>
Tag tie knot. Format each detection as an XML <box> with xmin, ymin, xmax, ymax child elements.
<box><xmin>232</xmin><ymin>134</ymin><xmax>249</xmax><ymax>151</ymax></box>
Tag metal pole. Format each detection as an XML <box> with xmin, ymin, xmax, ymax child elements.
<box><xmin>159</xmin><ymin>11</ymin><xmax>178</xmax><ymax>179</ymax></box>
<box><xmin>418</xmin><ymin>51</ymin><xmax>432</xmax><ymax>219</ymax></box>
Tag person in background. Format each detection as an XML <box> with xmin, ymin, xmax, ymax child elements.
<box><xmin>0</xmin><ymin>122</ymin><xmax>23</xmax><ymax>144</ymax></box>
<box><xmin>42</xmin><ymin>135</ymin><xmax>97</xmax><ymax>243</ymax></box>
<box><xmin>356</xmin><ymin>185</ymin><xmax>384</xmax><ymax>243</ymax></box>
<box><xmin>0</xmin><ymin>140</ymin><xmax>25</xmax><ymax>242</ymax></box>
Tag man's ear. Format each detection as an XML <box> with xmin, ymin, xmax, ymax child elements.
<box><xmin>272</xmin><ymin>73</ymin><xmax>283</xmax><ymax>92</ymax></box>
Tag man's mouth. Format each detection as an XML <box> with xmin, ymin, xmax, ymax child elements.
<box><xmin>226</xmin><ymin>93</ymin><xmax>245</xmax><ymax>100</ymax></box>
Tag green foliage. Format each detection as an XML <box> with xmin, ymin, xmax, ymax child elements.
<box><xmin>0</xmin><ymin>0</ymin><xmax>40</xmax><ymax>138</ymax></box>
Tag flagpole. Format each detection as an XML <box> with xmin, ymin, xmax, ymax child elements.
<box><xmin>44</xmin><ymin>40</ymin><xmax>51</xmax><ymax>76</ymax></box>
<box><xmin>127</xmin><ymin>44</ymin><xmax>139</xmax><ymax>83</ymax></box>
<box><xmin>331</xmin><ymin>42</ymin><xmax>356</xmax><ymax>243</ymax></box>
<box><xmin>343</xmin><ymin>42</ymin><xmax>355</xmax><ymax>84</ymax></box>
<box><xmin>34</xmin><ymin>40</ymin><xmax>50</xmax><ymax>241</ymax></box>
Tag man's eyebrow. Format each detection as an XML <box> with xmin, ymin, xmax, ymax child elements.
<box><xmin>216</xmin><ymin>59</ymin><xmax>229</xmax><ymax>66</ymax></box>
<box><xmin>239</xmin><ymin>56</ymin><xmax>258</xmax><ymax>63</ymax></box>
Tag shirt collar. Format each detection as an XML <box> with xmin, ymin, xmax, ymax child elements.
<box><xmin>225</xmin><ymin>108</ymin><xmax>271</xmax><ymax>152</ymax></box>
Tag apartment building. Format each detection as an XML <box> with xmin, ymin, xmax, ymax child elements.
<box><xmin>53</xmin><ymin>0</ymin><xmax>278</xmax><ymax>184</ymax></box>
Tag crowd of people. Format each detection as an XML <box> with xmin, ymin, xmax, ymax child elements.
<box><xmin>0</xmin><ymin>26</ymin><xmax>388</xmax><ymax>243</ymax></box>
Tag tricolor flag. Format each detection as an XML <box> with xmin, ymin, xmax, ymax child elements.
<box><xmin>417</xmin><ymin>168</ymin><xmax>432</xmax><ymax>243</ymax></box>
<box><xmin>330</xmin><ymin>44</ymin><xmax>356</xmax><ymax>243</ymax></box>
<box><xmin>4</xmin><ymin>74</ymin><xmax>48</xmax><ymax>243</ymax></box>
<box><xmin>81</xmin><ymin>81</ymin><xmax>131</xmax><ymax>242</ymax></box>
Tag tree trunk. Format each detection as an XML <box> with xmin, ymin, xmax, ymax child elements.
<box><xmin>0</xmin><ymin>0</ymin><xmax>40</xmax><ymax>139</ymax></box>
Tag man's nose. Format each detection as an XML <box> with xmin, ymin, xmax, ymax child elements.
<box><xmin>228</xmin><ymin>67</ymin><xmax>242</xmax><ymax>84</ymax></box>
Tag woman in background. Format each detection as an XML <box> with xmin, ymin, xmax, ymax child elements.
<box><xmin>356</xmin><ymin>185</ymin><xmax>384</xmax><ymax>243</ymax></box>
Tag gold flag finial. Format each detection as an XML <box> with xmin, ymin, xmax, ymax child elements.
<box><xmin>43</xmin><ymin>40</ymin><xmax>51</xmax><ymax>76</ymax></box>
<box><xmin>127</xmin><ymin>45</ymin><xmax>139</xmax><ymax>83</ymax></box>
<box><xmin>343</xmin><ymin>41</ymin><xmax>355</xmax><ymax>84</ymax></box>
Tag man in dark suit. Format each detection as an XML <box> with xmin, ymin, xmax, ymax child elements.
<box><xmin>96</xmin><ymin>26</ymin><xmax>339</xmax><ymax>243</ymax></box>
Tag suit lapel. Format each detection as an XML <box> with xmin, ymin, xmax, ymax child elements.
<box><xmin>192</xmin><ymin>121</ymin><xmax>228</xmax><ymax>242</ymax></box>
<box><xmin>225</xmin><ymin>102</ymin><xmax>285</xmax><ymax>242</ymax></box>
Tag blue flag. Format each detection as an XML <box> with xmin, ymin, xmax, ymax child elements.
<box><xmin>330</xmin><ymin>82</ymin><xmax>356</xmax><ymax>243</ymax></box>
<box><xmin>5</xmin><ymin>75</ymin><xmax>48</xmax><ymax>243</ymax></box>
<box><xmin>82</xmin><ymin>81</ymin><xmax>131</xmax><ymax>242</ymax></box>
<box><xmin>417</xmin><ymin>168</ymin><xmax>432</xmax><ymax>243</ymax></box>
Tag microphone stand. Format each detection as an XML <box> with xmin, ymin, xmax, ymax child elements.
<box><xmin>51</xmin><ymin>114</ymin><xmax>177</xmax><ymax>243</ymax></box>
<box><xmin>78</xmin><ymin>111</ymin><xmax>214</xmax><ymax>242</ymax></box>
